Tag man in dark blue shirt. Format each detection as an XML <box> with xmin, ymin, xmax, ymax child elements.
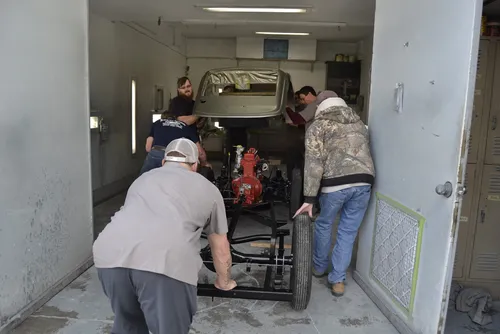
<box><xmin>169</xmin><ymin>76</ymin><xmax>207</xmax><ymax>135</ymax></box>
<box><xmin>139</xmin><ymin>112</ymin><xmax>209</xmax><ymax>176</ymax></box>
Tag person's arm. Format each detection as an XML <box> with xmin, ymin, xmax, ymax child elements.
<box><xmin>196</xmin><ymin>117</ymin><xmax>207</xmax><ymax>129</ymax></box>
<box><xmin>297</xmin><ymin>103</ymin><xmax>317</xmax><ymax>124</ymax></box>
<box><xmin>177</xmin><ymin>115</ymin><xmax>199</xmax><ymax>125</ymax></box>
<box><xmin>285</xmin><ymin>107</ymin><xmax>306</xmax><ymax>125</ymax></box>
<box><xmin>208</xmin><ymin>233</ymin><xmax>234</xmax><ymax>290</ymax></box>
<box><xmin>145</xmin><ymin>137</ymin><xmax>154</xmax><ymax>152</ymax></box>
<box><xmin>186</xmin><ymin>127</ymin><xmax>209</xmax><ymax>167</ymax></box>
<box><xmin>145</xmin><ymin>124</ymin><xmax>155</xmax><ymax>152</ymax></box>
<box><xmin>197</xmin><ymin>142</ymin><xmax>210</xmax><ymax>167</ymax></box>
<box><xmin>303</xmin><ymin>122</ymin><xmax>325</xmax><ymax>203</ymax></box>
<box><xmin>205</xmin><ymin>193</ymin><xmax>236</xmax><ymax>291</ymax></box>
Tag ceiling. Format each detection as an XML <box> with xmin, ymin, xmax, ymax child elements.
<box><xmin>484</xmin><ymin>0</ymin><xmax>500</xmax><ymax>18</ymax></box>
<box><xmin>89</xmin><ymin>0</ymin><xmax>375</xmax><ymax>41</ymax></box>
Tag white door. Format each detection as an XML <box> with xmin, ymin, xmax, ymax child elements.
<box><xmin>354</xmin><ymin>0</ymin><xmax>483</xmax><ymax>333</ymax></box>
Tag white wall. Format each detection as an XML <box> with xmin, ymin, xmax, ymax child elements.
<box><xmin>88</xmin><ymin>14</ymin><xmax>187</xmax><ymax>190</ymax></box>
<box><xmin>0</xmin><ymin>0</ymin><xmax>92</xmax><ymax>330</ymax></box>
<box><xmin>358</xmin><ymin>34</ymin><xmax>375</xmax><ymax>123</ymax></box>
<box><xmin>186</xmin><ymin>38</ymin><xmax>361</xmax><ymax>94</ymax></box>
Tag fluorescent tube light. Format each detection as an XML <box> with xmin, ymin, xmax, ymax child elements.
<box><xmin>255</xmin><ymin>32</ymin><xmax>310</xmax><ymax>36</ymax></box>
<box><xmin>181</xmin><ymin>19</ymin><xmax>346</xmax><ymax>28</ymax></box>
<box><xmin>201</xmin><ymin>7</ymin><xmax>308</xmax><ymax>13</ymax></box>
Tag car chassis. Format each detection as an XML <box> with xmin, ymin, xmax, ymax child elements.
<box><xmin>198</xmin><ymin>136</ymin><xmax>313</xmax><ymax>311</ymax></box>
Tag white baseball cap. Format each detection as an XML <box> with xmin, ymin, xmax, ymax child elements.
<box><xmin>164</xmin><ymin>138</ymin><xmax>199</xmax><ymax>163</ymax></box>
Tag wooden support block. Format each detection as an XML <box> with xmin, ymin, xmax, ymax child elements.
<box><xmin>250</xmin><ymin>242</ymin><xmax>292</xmax><ymax>249</ymax></box>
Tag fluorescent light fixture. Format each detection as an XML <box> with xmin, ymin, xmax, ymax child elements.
<box><xmin>182</xmin><ymin>19</ymin><xmax>346</xmax><ymax>28</ymax></box>
<box><xmin>256</xmin><ymin>31</ymin><xmax>310</xmax><ymax>36</ymax></box>
<box><xmin>131</xmin><ymin>79</ymin><xmax>137</xmax><ymax>155</ymax></box>
<box><xmin>200</xmin><ymin>6</ymin><xmax>308</xmax><ymax>13</ymax></box>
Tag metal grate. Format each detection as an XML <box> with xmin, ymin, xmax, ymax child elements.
<box><xmin>477</xmin><ymin>47</ymin><xmax>482</xmax><ymax>73</ymax></box>
<box><xmin>488</xmin><ymin>172</ymin><xmax>500</xmax><ymax>193</ymax></box>
<box><xmin>475</xmin><ymin>253</ymin><xmax>499</xmax><ymax>272</ymax></box>
<box><xmin>491</xmin><ymin>137</ymin><xmax>500</xmax><ymax>157</ymax></box>
<box><xmin>476</xmin><ymin>40</ymin><xmax>488</xmax><ymax>90</ymax></box>
<box><xmin>468</xmin><ymin>133</ymin><xmax>473</xmax><ymax>155</ymax></box>
<box><xmin>464</xmin><ymin>170</ymin><xmax>470</xmax><ymax>189</ymax></box>
<box><xmin>371</xmin><ymin>196</ymin><xmax>421</xmax><ymax>312</ymax></box>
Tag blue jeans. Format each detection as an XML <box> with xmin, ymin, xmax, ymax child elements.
<box><xmin>313</xmin><ymin>185</ymin><xmax>371</xmax><ymax>284</ymax></box>
<box><xmin>139</xmin><ymin>149</ymin><xmax>164</xmax><ymax>176</ymax></box>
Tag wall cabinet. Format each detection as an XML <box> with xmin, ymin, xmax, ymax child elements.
<box><xmin>454</xmin><ymin>38</ymin><xmax>500</xmax><ymax>298</ymax></box>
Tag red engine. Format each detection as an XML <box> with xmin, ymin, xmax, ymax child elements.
<box><xmin>232</xmin><ymin>148</ymin><xmax>263</xmax><ymax>206</ymax></box>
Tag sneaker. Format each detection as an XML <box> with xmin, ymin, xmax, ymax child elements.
<box><xmin>331</xmin><ymin>282</ymin><xmax>345</xmax><ymax>297</ymax></box>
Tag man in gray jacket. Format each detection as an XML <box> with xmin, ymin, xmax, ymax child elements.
<box><xmin>294</xmin><ymin>91</ymin><xmax>375</xmax><ymax>297</ymax></box>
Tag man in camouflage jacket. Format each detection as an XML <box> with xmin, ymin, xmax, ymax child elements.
<box><xmin>293</xmin><ymin>90</ymin><xmax>375</xmax><ymax>297</ymax></box>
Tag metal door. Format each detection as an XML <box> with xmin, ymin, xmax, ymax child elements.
<box><xmin>354</xmin><ymin>0</ymin><xmax>483</xmax><ymax>333</ymax></box>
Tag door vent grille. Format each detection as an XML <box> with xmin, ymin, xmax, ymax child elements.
<box><xmin>491</xmin><ymin>137</ymin><xmax>500</xmax><ymax>157</ymax></box>
<box><xmin>488</xmin><ymin>173</ymin><xmax>500</xmax><ymax>193</ymax></box>
<box><xmin>474</xmin><ymin>253</ymin><xmax>499</xmax><ymax>272</ymax></box>
<box><xmin>371</xmin><ymin>194</ymin><xmax>424</xmax><ymax>314</ymax></box>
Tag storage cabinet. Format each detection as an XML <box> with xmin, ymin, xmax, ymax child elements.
<box><xmin>484</xmin><ymin>42</ymin><xmax>500</xmax><ymax>165</ymax></box>
<box><xmin>454</xmin><ymin>164</ymin><xmax>476</xmax><ymax>279</ymax></box>
<box><xmin>325</xmin><ymin>61</ymin><xmax>361</xmax><ymax>105</ymax></box>
<box><xmin>468</xmin><ymin>40</ymin><xmax>490</xmax><ymax>164</ymax></box>
<box><xmin>453</xmin><ymin>37</ymin><xmax>500</xmax><ymax>298</ymax></box>
<box><xmin>469</xmin><ymin>164</ymin><xmax>500</xmax><ymax>280</ymax></box>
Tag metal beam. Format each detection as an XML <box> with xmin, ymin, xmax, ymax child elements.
<box><xmin>197</xmin><ymin>285</ymin><xmax>293</xmax><ymax>301</ymax></box>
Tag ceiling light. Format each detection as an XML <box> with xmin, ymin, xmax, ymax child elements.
<box><xmin>182</xmin><ymin>19</ymin><xmax>346</xmax><ymax>28</ymax></box>
<box><xmin>255</xmin><ymin>32</ymin><xmax>310</xmax><ymax>36</ymax></box>
<box><xmin>200</xmin><ymin>6</ymin><xmax>308</xmax><ymax>13</ymax></box>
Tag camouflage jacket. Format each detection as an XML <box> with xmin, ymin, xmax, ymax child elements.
<box><xmin>303</xmin><ymin>98</ymin><xmax>375</xmax><ymax>203</ymax></box>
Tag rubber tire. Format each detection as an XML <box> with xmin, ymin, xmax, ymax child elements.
<box><xmin>290</xmin><ymin>213</ymin><xmax>313</xmax><ymax>311</ymax></box>
<box><xmin>289</xmin><ymin>168</ymin><xmax>303</xmax><ymax>220</ymax></box>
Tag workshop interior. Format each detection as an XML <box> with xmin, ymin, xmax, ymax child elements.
<box><xmin>2</xmin><ymin>0</ymin><xmax>500</xmax><ymax>333</ymax></box>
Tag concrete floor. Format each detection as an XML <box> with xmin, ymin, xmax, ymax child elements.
<box><xmin>11</xmin><ymin>169</ymin><xmax>498</xmax><ymax>333</ymax></box>
<box><xmin>11</xmin><ymin>190</ymin><xmax>398</xmax><ymax>334</ymax></box>
<box><xmin>445</xmin><ymin>299</ymin><xmax>500</xmax><ymax>334</ymax></box>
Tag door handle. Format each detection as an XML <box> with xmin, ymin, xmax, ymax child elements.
<box><xmin>492</xmin><ymin>116</ymin><xmax>497</xmax><ymax>130</ymax></box>
<box><xmin>480</xmin><ymin>210</ymin><xmax>486</xmax><ymax>223</ymax></box>
<box><xmin>435</xmin><ymin>181</ymin><xmax>453</xmax><ymax>198</ymax></box>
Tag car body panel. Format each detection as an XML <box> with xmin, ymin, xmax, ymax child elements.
<box><xmin>193</xmin><ymin>68</ymin><xmax>294</xmax><ymax>119</ymax></box>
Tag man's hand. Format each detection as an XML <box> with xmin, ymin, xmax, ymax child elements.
<box><xmin>215</xmin><ymin>278</ymin><xmax>237</xmax><ymax>291</ymax></box>
<box><xmin>293</xmin><ymin>203</ymin><xmax>313</xmax><ymax>218</ymax></box>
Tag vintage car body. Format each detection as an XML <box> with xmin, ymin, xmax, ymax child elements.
<box><xmin>193</xmin><ymin>68</ymin><xmax>294</xmax><ymax>119</ymax></box>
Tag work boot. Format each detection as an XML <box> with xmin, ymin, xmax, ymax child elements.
<box><xmin>331</xmin><ymin>282</ymin><xmax>345</xmax><ymax>297</ymax></box>
<box><xmin>312</xmin><ymin>268</ymin><xmax>327</xmax><ymax>278</ymax></box>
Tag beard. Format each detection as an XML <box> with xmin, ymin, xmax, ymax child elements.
<box><xmin>179</xmin><ymin>91</ymin><xmax>193</xmax><ymax>100</ymax></box>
